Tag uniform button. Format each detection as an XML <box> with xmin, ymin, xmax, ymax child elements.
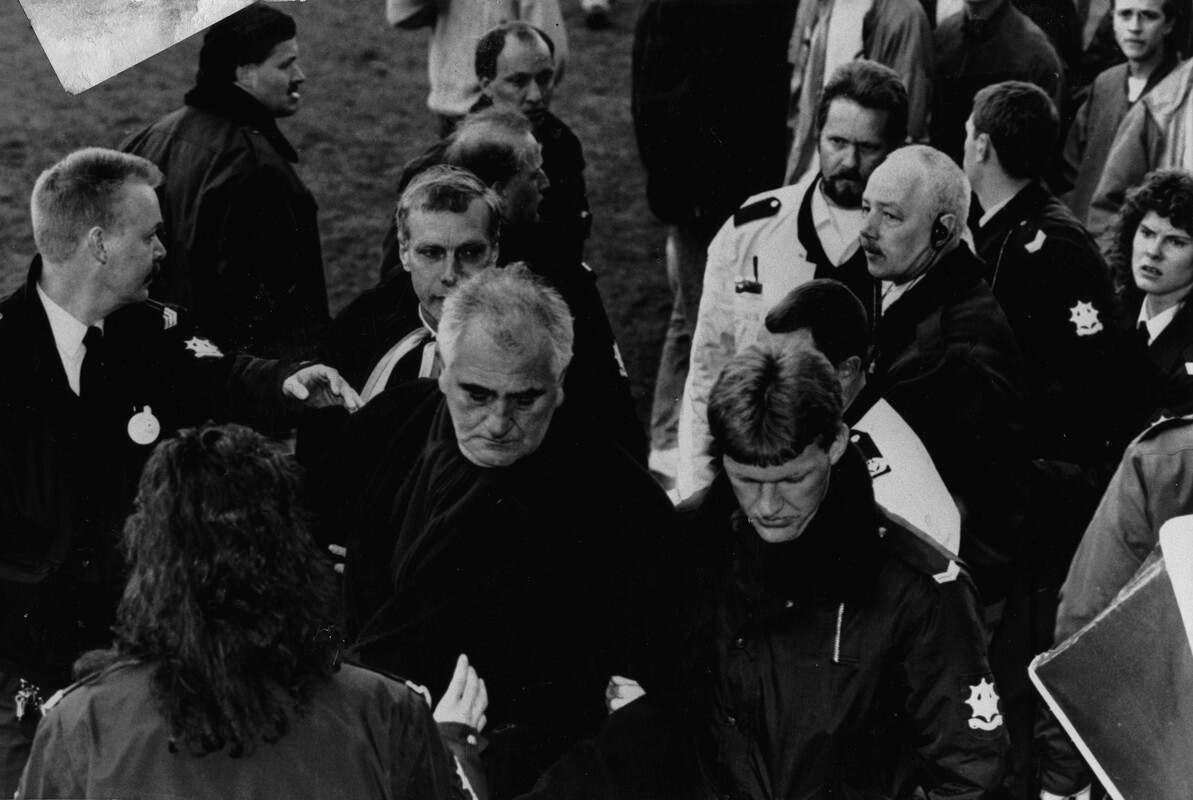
<box><xmin>734</xmin><ymin>637</ymin><xmax>745</xmax><ymax>648</ymax></box>
<box><xmin>81</xmin><ymin>560</ymin><xmax>90</xmax><ymax>568</ymax></box>
<box><xmin>784</xmin><ymin>600</ymin><xmax>794</xmax><ymax>609</ymax></box>
<box><xmin>878</xmin><ymin>526</ymin><xmax>888</xmax><ymax>537</ymax></box>
<box><xmin>466</xmin><ymin>734</ymin><xmax>478</xmax><ymax>747</ymax></box>
<box><xmin>725</xmin><ymin>715</ymin><xmax>736</xmax><ymax>728</ymax></box>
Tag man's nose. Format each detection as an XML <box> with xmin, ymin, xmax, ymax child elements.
<box><xmin>292</xmin><ymin>63</ymin><xmax>306</xmax><ymax>84</ymax></box>
<box><xmin>537</xmin><ymin>169</ymin><xmax>551</xmax><ymax>192</ymax></box>
<box><xmin>756</xmin><ymin>484</ymin><xmax>782</xmax><ymax>517</ymax></box>
<box><xmin>153</xmin><ymin>235</ymin><xmax>167</xmax><ymax>260</ymax></box>
<box><xmin>526</xmin><ymin>80</ymin><xmax>543</xmax><ymax>104</ymax></box>
<box><xmin>860</xmin><ymin>209</ymin><xmax>878</xmax><ymax>241</ymax></box>
<box><xmin>486</xmin><ymin>400</ymin><xmax>516</xmax><ymax>436</ymax></box>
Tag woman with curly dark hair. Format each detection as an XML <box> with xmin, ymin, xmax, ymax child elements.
<box><xmin>1108</xmin><ymin>168</ymin><xmax>1193</xmax><ymax>411</ymax></box>
<box><xmin>16</xmin><ymin>423</ymin><xmax>484</xmax><ymax>800</ymax></box>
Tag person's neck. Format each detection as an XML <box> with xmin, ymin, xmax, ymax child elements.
<box><xmin>975</xmin><ymin>174</ymin><xmax>1030</xmax><ymax>220</ymax></box>
<box><xmin>1128</xmin><ymin>49</ymin><xmax>1166</xmax><ymax>82</ymax></box>
<box><xmin>38</xmin><ymin>261</ymin><xmax>110</xmax><ymax>327</ymax></box>
<box><xmin>819</xmin><ymin>181</ymin><xmax>860</xmax><ymax>212</ymax></box>
<box><xmin>1145</xmin><ymin>288</ymin><xmax>1191</xmax><ymax>318</ymax></box>
<box><xmin>964</xmin><ymin>0</ymin><xmax>1006</xmax><ymax>21</ymax></box>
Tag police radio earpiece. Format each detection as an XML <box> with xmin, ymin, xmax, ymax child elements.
<box><xmin>930</xmin><ymin>215</ymin><xmax>949</xmax><ymax>250</ymax></box>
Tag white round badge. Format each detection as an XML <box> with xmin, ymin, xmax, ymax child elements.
<box><xmin>127</xmin><ymin>406</ymin><xmax>161</xmax><ymax>446</ymax></box>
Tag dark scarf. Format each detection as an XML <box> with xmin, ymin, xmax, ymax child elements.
<box><xmin>184</xmin><ymin>82</ymin><xmax>299</xmax><ymax>163</ymax></box>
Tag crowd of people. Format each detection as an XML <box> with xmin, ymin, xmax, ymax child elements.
<box><xmin>4</xmin><ymin>0</ymin><xmax>1193</xmax><ymax>797</ymax></box>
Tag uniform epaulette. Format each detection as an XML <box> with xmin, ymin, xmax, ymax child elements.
<box><xmin>144</xmin><ymin>299</ymin><xmax>181</xmax><ymax>330</ymax></box>
<box><xmin>1023</xmin><ymin>228</ymin><xmax>1047</xmax><ymax>254</ymax></box>
<box><xmin>733</xmin><ymin>195</ymin><xmax>782</xmax><ymax>227</ymax></box>
<box><xmin>877</xmin><ymin>511</ymin><xmax>964</xmax><ymax>584</ymax></box>
<box><xmin>1133</xmin><ymin>412</ymin><xmax>1193</xmax><ymax>444</ymax></box>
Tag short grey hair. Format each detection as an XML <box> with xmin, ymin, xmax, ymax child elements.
<box><xmin>31</xmin><ymin>148</ymin><xmax>163</xmax><ymax>262</ymax></box>
<box><xmin>438</xmin><ymin>263</ymin><xmax>574</xmax><ymax>376</ymax></box>
<box><xmin>886</xmin><ymin>145</ymin><xmax>971</xmax><ymax>244</ymax></box>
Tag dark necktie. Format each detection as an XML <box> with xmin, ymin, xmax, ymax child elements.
<box><xmin>1137</xmin><ymin>321</ymin><xmax>1151</xmax><ymax>350</ymax></box>
<box><xmin>79</xmin><ymin>326</ymin><xmax>106</xmax><ymax>401</ymax></box>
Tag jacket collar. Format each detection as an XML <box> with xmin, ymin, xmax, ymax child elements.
<box><xmin>184</xmin><ymin>82</ymin><xmax>299</xmax><ymax>163</ymax></box>
<box><xmin>976</xmin><ymin>181</ymin><xmax>1051</xmax><ymax>255</ymax></box>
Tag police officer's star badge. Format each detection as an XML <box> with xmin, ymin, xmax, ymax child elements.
<box><xmin>184</xmin><ymin>337</ymin><xmax>223</xmax><ymax>358</ymax></box>
<box><xmin>965</xmin><ymin>678</ymin><xmax>1004</xmax><ymax>731</ymax></box>
<box><xmin>1069</xmin><ymin>301</ymin><xmax>1103</xmax><ymax>336</ymax></box>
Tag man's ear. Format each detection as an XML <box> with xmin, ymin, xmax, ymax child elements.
<box><xmin>837</xmin><ymin>355</ymin><xmax>862</xmax><ymax>385</ymax></box>
<box><xmin>938</xmin><ymin>212</ymin><xmax>958</xmax><ymax>241</ymax></box>
<box><xmin>975</xmin><ymin>132</ymin><xmax>993</xmax><ymax>164</ymax></box>
<box><xmin>827</xmin><ymin>422</ymin><xmax>850</xmax><ymax>466</ymax></box>
<box><xmin>234</xmin><ymin>62</ymin><xmax>259</xmax><ymax>91</ymax></box>
<box><xmin>85</xmin><ymin>226</ymin><xmax>106</xmax><ymax>264</ymax></box>
<box><xmin>398</xmin><ymin>238</ymin><xmax>412</xmax><ymax>274</ymax></box>
<box><xmin>479</xmin><ymin>75</ymin><xmax>494</xmax><ymax>94</ymax></box>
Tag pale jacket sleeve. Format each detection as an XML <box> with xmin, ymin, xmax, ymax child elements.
<box><xmin>521</xmin><ymin>0</ymin><xmax>569</xmax><ymax>83</ymax></box>
<box><xmin>676</xmin><ymin>219</ymin><xmax>737</xmax><ymax>499</ymax></box>
<box><xmin>868</xmin><ymin>0</ymin><xmax>934</xmax><ymax>143</ymax></box>
<box><xmin>1087</xmin><ymin>100</ymin><xmax>1157</xmax><ymax>238</ymax></box>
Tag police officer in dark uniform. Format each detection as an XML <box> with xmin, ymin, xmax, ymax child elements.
<box><xmin>0</xmin><ymin>148</ymin><xmax>361</xmax><ymax>794</ymax></box>
<box><xmin>964</xmin><ymin>82</ymin><xmax>1146</xmax><ymax>799</ymax></box>
<box><xmin>966</xmin><ymin>81</ymin><xmax>1139</xmax><ymax>472</ymax></box>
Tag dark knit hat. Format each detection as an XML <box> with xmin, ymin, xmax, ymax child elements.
<box><xmin>196</xmin><ymin>3</ymin><xmax>297</xmax><ymax>87</ymax></box>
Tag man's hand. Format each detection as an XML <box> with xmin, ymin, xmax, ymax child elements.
<box><xmin>434</xmin><ymin>654</ymin><xmax>488</xmax><ymax>732</ymax></box>
<box><xmin>605</xmin><ymin>675</ymin><xmax>646</xmax><ymax>713</ymax></box>
<box><xmin>282</xmin><ymin>364</ymin><xmax>362</xmax><ymax>412</ymax></box>
<box><xmin>328</xmin><ymin>544</ymin><xmax>347</xmax><ymax>574</ymax></box>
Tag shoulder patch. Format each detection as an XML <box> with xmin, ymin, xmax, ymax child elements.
<box><xmin>850</xmin><ymin>430</ymin><xmax>891</xmax><ymax>478</ymax></box>
<box><xmin>734</xmin><ymin>196</ymin><xmax>781</xmax><ymax>227</ymax></box>
<box><xmin>184</xmin><ymin>336</ymin><xmax>223</xmax><ymax>358</ymax></box>
<box><xmin>1024</xmin><ymin>229</ymin><xmax>1047</xmax><ymax>253</ymax></box>
<box><xmin>144</xmin><ymin>299</ymin><xmax>182</xmax><ymax>330</ymax></box>
<box><xmin>1069</xmin><ymin>300</ymin><xmax>1104</xmax><ymax>337</ymax></box>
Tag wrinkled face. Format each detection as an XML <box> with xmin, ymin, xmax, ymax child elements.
<box><xmin>818</xmin><ymin>98</ymin><xmax>893</xmax><ymax>208</ymax></box>
<box><xmin>1133</xmin><ymin>210</ymin><xmax>1193</xmax><ymax>310</ymax></box>
<box><xmin>723</xmin><ymin>430</ymin><xmax>846</xmax><ymax>544</ymax></box>
<box><xmin>1114</xmin><ymin>0</ymin><xmax>1172</xmax><ymax>65</ymax></box>
<box><xmin>400</xmin><ymin>200</ymin><xmax>497</xmax><ymax>324</ymax></box>
<box><xmin>482</xmin><ymin>33</ymin><xmax>556</xmax><ymax>122</ymax></box>
<box><xmin>439</xmin><ymin>325</ymin><xmax>565</xmax><ymax>467</ymax></box>
<box><xmin>500</xmin><ymin>137</ymin><xmax>550</xmax><ymax>227</ymax></box>
<box><xmin>237</xmin><ymin>38</ymin><xmax>305</xmax><ymax>117</ymax></box>
<box><xmin>860</xmin><ymin>159</ymin><xmax>935</xmax><ymax>283</ymax></box>
<box><xmin>97</xmin><ymin>181</ymin><xmax>166</xmax><ymax>309</ymax></box>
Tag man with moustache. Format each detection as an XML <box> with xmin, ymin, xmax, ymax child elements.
<box><xmin>0</xmin><ymin>148</ymin><xmax>360</xmax><ymax>795</ymax></box>
<box><xmin>123</xmin><ymin>3</ymin><xmax>329</xmax><ymax>360</ymax></box>
<box><xmin>676</xmin><ymin>60</ymin><xmax>906</xmax><ymax>499</ymax></box>
<box><xmin>859</xmin><ymin>145</ymin><xmax>1027</xmax><ymax>609</ymax></box>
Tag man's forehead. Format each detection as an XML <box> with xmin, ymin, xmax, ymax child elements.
<box><xmin>408</xmin><ymin>201</ymin><xmax>493</xmax><ymax>241</ymax></box>
<box><xmin>864</xmin><ymin>162</ymin><xmax>922</xmax><ymax>207</ymax></box>
<box><xmin>449</xmin><ymin>325</ymin><xmax>557</xmax><ymax>380</ymax></box>
<box><xmin>823</xmin><ymin>98</ymin><xmax>888</xmax><ymax>141</ymax></box>
<box><xmin>497</xmin><ymin>34</ymin><xmax>554</xmax><ymax>72</ymax></box>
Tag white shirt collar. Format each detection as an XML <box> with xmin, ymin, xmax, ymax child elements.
<box><xmin>37</xmin><ymin>283</ymin><xmax>97</xmax><ymax>361</ymax></box>
<box><xmin>880</xmin><ymin>274</ymin><xmax>928</xmax><ymax>314</ymax></box>
<box><xmin>811</xmin><ymin>180</ymin><xmax>864</xmax><ymax>265</ymax></box>
<box><xmin>978</xmin><ymin>195</ymin><xmax>1014</xmax><ymax>228</ymax></box>
<box><xmin>37</xmin><ymin>283</ymin><xmax>101</xmax><ymax>396</ymax></box>
<box><xmin>1138</xmin><ymin>300</ymin><xmax>1182</xmax><ymax>345</ymax></box>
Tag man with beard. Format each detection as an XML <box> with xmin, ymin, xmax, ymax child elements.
<box><xmin>675</xmin><ymin>60</ymin><xmax>906</xmax><ymax>499</ymax></box>
<box><xmin>0</xmin><ymin>148</ymin><xmax>360</xmax><ymax>795</ymax></box>
<box><xmin>320</xmin><ymin>267</ymin><xmax>670</xmax><ymax>798</ymax></box>
<box><xmin>122</xmin><ymin>3</ymin><xmax>329</xmax><ymax>360</ymax></box>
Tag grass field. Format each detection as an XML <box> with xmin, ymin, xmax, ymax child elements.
<box><xmin>0</xmin><ymin>0</ymin><xmax>671</xmax><ymax>422</ymax></box>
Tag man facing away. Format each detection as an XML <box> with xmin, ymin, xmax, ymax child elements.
<box><xmin>676</xmin><ymin>61</ymin><xmax>907</xmax><ymax>499</ymax></box>
<box><xmin>123</xmin><ymin>3</ymin><xmax>330</xmax><ymax>360</ymax></box>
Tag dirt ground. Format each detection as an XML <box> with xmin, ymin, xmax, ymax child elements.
<box><xmin>0</xmin><ymin>0</ymin><xmax>671</xmax><ymax>423</ymax></box>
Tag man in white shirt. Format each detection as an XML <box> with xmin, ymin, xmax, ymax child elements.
<box><xmin>676</xmin><ymin>60</ymin><xmax>907</xmax><ymax>499</ymax></box>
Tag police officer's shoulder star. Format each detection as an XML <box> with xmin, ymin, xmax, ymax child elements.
<box><xmin>184</xmin><ymin>337</ymin><xmax>223</xmax><ymax>358</ymax></box>
<box><xmin>1069</xmin><ymin>300</ymin><xmax>1104</xmax><ymax>336</ymax></box>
